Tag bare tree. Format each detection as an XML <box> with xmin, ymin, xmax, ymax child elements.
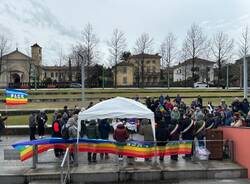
<box><xmin>238</xmin><ymin>25</ymin><xmax>250</xmax><ymax>92</ymax></box>
<box><xmin>80</xmin><ymin>23</ymin><xmax>99</xmax><ymax>83</ymax></box>
<box><xmin>211</xmin><ymin>31</ymin><xmax>234</xmax><ymax>87</ymax></box>
<box><xmin>134</xmin><ymin>33</ymin><xmax>154</xmax><ymax>87</ymax></box>
<box><xmin>182</xmin><ymin>23</ymin><xmax>207</xmax><ymax>83</ymax></box>
<box><xmin>160</xmin><ymin>32</ymin><xmax>177</xmax><ymax>88</ymax></box>
<box><xmin>0</xmin><ymin>34</ymin><xmax>11</xmax><ymax>75</ymax></box>
<box><xmin>239</xmin><ymin>25</ymin><xmax>249</xmax><ymax>57</ymax></box>
<box><xmin>107</xmin><ymin>29</ymin><xmax>127</xmax><ymax>88</ymax></box>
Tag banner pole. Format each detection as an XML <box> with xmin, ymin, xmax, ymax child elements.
<box><xmin>5</xmin><ymin>101</ymin><xmax>8</xmax><ymax>139</ymax></box>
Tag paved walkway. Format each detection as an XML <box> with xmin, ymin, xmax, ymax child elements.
<box><xmin>0</xmin><ymin>135</ymin><xmax>250</xmax><ymax>183</ymax></box>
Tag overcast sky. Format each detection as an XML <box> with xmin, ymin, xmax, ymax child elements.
<box><xmin>0</xmin><ymin>0</ymin><xmax>250</xmax><ymax>66</ymax></box>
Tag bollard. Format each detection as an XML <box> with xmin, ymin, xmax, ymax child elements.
<box><xmin>230</xmin><ymin>140</ymin><xmax>235</xmax><ymax>162</ymax></box>
<box><xmin>32</xmin><ymin>145</ymin><xmax>38</xmax><ymax>169</ymax></box>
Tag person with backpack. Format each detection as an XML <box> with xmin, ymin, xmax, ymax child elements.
<box><xmin>37</xmin><ymin>110</ymin><xmax>48</xmax><ymax>138</ymax></box>
<box><xmin>29</xmin><ymin>112</ymin><xmax>37</xmax><ymax>140</ymax></box>
<box><xmin>86</xmin><ymin>120</ymin><xmax>100</xmax><ymax>163</ymax></box>
<box><xmin>64</xmin><ymin>117</ymin><xmax>78</xmax><ymax>161</ymax></box>
<box><xmin>113</xmin><ymin>122</ymin><xmax>129</xmax><ymax>161</ymax></box>
<box><xmin>52</xmin><ymin>114</ymin><xmax>63</xmax><ymax>157</ymax></box>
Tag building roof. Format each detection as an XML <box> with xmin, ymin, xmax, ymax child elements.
<box><xmin>129</xmin><ymin>53</ymin><xmax>161</xmax><ymax>59</ymax></box>
<box><xmin>0</xmin><ymin>49</ymin><xmax>32</xmax><ymax>60</ymax></box>
<box><xmin>173</xmin><ymin>57</ymin><xmax>215</xmax><ymax>69</ymax></box>
<box><xmin>235</xmin><ymin>55</ymin><xmax>250</xmax><ymax>64</ymax></box>
<box><xmin>31</xmin><ymin>43</ymin><xmax>41</xmax><ymax>48</ymax></box>
<box><xmin>116</xmin><ymin>61</ymin><xmax>134</xmax><ymax>67</ymax></box>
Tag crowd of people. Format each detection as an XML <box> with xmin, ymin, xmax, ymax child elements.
<box><xmin>24</xmin><ymin>95</ymin><xmax>250</xmax><ymax>163</ymax></box>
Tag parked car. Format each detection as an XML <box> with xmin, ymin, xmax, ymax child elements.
<box><xmin>193</xmin><ymin>82</ymin><xmax>209</xmax><ymax>88</ymax></box>
<box><xmin>70</xmin><ymin>83</ymin><xmax>82</xmax><ymax>88</ymax></box>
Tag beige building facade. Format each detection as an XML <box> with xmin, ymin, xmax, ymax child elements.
<box><xmin>173</xmin><ymin>57</ymin><xmax>215</xmax><ymax>83</ymax></box>
<box><xmin>114</xmin><ymin>53</ymin><xmax>161</xmax><ymax>87</ymax></box>
<box><xmin>0</xmin><ymin>43</ymin><xmax>77</xmax><ymax>88</ymax></box>
<box><xmin>0</xmin><ymin>43</ymin><xmax>41</xmax><ymax>87</ymax></box>
<box><xmin>115</xmin><ymin>62</ymin><xmax>134</xmax><ymax>86</ymax></box>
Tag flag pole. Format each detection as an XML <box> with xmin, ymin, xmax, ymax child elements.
<box><xmin>5</xmin><ymin>91</ymin><xmax>8</xmax><ymax>139</ymax></box>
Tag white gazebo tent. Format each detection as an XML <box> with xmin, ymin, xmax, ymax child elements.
<box><xmin>77</xmin><ymin>96</ymin><xmax>156</xmax><ymax>141</ymax></box>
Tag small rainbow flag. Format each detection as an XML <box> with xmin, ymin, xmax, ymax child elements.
<box><xmin>159</xmin><ymin>105</ymin><xmax>165</xmax><ymax>112</ymax></box>
<box><xmin>5</xmin><ymin>89</ymin><xmax>28</xmax><ymax>105</ymax></box>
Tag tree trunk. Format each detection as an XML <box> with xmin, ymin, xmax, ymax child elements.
<box><xmin>217</xmin><ymin>60</ymin><xmax>221</xmax><ymax>88</ymax></box>
<box><xmin>114</xmin><ymin>54</ymin><xmax>117</xmax><ymax>88</ymax></box>
<box><xmin>141</xmin><ymin>53</ymin><xmax>144</xmax><ymax>88</ymax></box>
<box><xmin>69</xmin><ymin>58</ymin><xmax>72</xmax><ymax>82</ymax></box>
<box><xmin>192</xmin><ymin>57</ymin><xmax>195</xmax><ymax>86</ymax></box>
<box><xmin>167</xmin><ymin>65</ymin><xmax>170</xmax><ymax>89</ymax></box>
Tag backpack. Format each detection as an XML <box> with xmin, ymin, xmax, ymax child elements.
<box><xmin>61</xmin><ymin>124</ymin><xmax>69</xmax><ymax>139</ymax></box>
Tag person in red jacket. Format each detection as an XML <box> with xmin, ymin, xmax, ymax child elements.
<box><xmin>51</xmin><ymin>114</ymin><xmax>63</xmax><ymax>158</ymax></box>
<box><xmin>164</xmin><ymin>99</ymin><xmax>174</xmax><ymax>111</ymax></box>
<box><xmin>113</xmin><ymin>123</ymin><xmax>129</xmax><ymax>161</ymax></box>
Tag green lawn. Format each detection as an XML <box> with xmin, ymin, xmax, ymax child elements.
<box><xmin>3</xmin><ymin>97</ymin><xmax>238</xmax><ymax>125</ymax></box>
<box><xmin>5</xmin><ymin>113</ymin><xmax>53</xmax><ymax>126</ymax></box>
<box><xmin>1</xmin><ymin>88</ymin><xmax>248</xmax><ymax>125</ymax></box>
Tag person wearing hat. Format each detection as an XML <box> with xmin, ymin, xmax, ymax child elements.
<box><xmin>0</xmin><ymin>114</ymin><xmax>7</xmax><ymax>142</ymax></box>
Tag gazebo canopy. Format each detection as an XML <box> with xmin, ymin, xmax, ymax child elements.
<box><xmin>77</xmin><ymin>97</ymin><xmax>156</xmax><ymax>140</ymax></box>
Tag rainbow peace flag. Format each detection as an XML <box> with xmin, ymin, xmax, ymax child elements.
<box><xmin>12</xmin><ymin>138</ymin><xmax>192</xmax><ymax>161</ymax></box>
<box><xmin>159</xmin><ymin>105</ymin><xmax>165</xmax><ymax>112</ymax></box>
<box><xmin>5</xmin><ymin>89</ymin><xmax>28</xmax><ymax>105</ymax></box>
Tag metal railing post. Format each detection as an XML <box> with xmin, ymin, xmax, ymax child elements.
<box><xmin>32</xmin><ymin>145</ymin><xmax>38</xmax><ymax>169</ymax></box>
<box><xmin>67</xmin><ymin>148</ymin><xmax>70</xmax><ymax>181</ymax></box>
<box><xmin>61</xmin><ymin>147</ymin><xmax>70</xmax><ymax>184</ymax></box>
<box><xmin>74</xmin><ymin>144</ymin><xmax>78</xmax><ymax>167</ymax></box>
<box><xmin>60</xmin><ymin>166</ymin><xmax>63</xmax><ymax>184</ymax></box>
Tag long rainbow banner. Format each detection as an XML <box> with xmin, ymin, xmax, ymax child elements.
<box><xmin>12</xmin><ymin>138</ymin><xmax>192</xmax><ymax>161</ymax></box>
<box><xmin>5</xmin><ymin>89</ymin><xmax>28</xmax><ymax>105</ymax></box>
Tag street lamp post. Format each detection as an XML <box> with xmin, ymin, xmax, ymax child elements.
<box><xmin>243</xmin><ymin>55</ymin><xmax>248</xmax><ymax>98</ymax></box>
<box><xmin>102</xmin><ymin>65</ymin><xmax>105</xmax><ymax>89</ymax></box>
<box><xmin>226</xmin><ymin>64</ymin><xmax>229</xmax><ymax>90</ymax></box>
<box><xmin>78</xmin><ymin>53</ymin><xmax>85</xmax><ymax>104</ymax></box>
